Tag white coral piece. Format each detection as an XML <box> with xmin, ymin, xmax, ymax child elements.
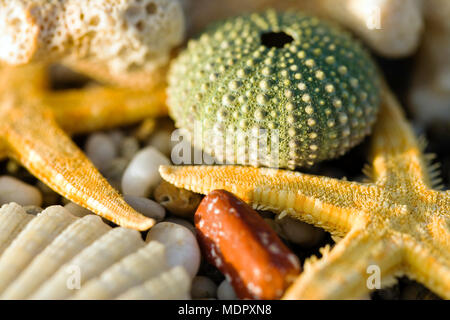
<box><xmin>0</xmin><ymin>0</ymin><xmax>185</xmax><ymax>86</ymax></box>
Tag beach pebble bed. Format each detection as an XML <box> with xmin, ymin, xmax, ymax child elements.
<box><xmin>0</xmin><ymin>113</ymin><xmax>443</xmax><ymax>301</ymax></box>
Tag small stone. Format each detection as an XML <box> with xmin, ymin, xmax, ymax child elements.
<box><xmin>0</xmin><ymin>176</ymin><xmax>42</xmax><ymax>206</ymax></box>
<box><xmin>23</xmin><ymin>205</ymin><xmax>43</xmax><ymax>215</ymax></box>
<box><xmin>217</xmin><ymin>279</ymin><xmax>238</xmax><ymax>300</ymax></box>
<box><xmin>85</xmin><ymin>133</ymin><xmax>118</xmax><ymax>172</ymax></box>
<box><xmin>120</xmin><ymin>137</ymin><xmax>140</xmax><ymax>160</ymax></box>
<box><xmin>146</xmin><ymin>222</ymin><xmax>201</xmax><ymax>278</ymax></box>
<box><xmin>164</xmin><ymin>217</ymin><xmax>196</xmax><ymax>235</ymax></box>
<box><xmin>277</xmin><ymin>216</ymin><xmax>325</xmax><ymax>247</ymax></box>
<box><xmin>154</xmin><ymin>180</ymin><xmax>202</xmax><ymax>218</ymax></box>
<box><xmin>191</xmin><ymin>276</ymin><xmax>217</xmax><ymax>299</ymax></box>
<box><xmin>121</xmin><ymin>146</ymin><xmax>170</xmax><ymax>197</ymax></box>
<box><xmin>148</xmin><ymin>129</ymin><xmax>174</xmax><ymax>157</ymax></box>
<box><xmin>124</xmin><ymin>195</ymin><xmax>165</xmax><ymax>221</ymax></box>
<box><xmin>103</xmin><ymin>157</ymin><xmax>129</xmax><ymax>186</ymax></box>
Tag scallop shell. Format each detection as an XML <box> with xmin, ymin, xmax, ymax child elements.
<box><xmin>0</xmin><ymin>203</ymin><xmax>193</xmax><ymax>300</ymax></box>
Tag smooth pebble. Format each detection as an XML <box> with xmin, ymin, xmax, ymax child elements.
<box><xmin>23</xmin><ymin>205</ymin><xmax>43</xmax><ymax>215</ymax></box>
<box><xmin>191</xmin><ymin>276</ymin><xmax>217</xmax><ymax>299</ymax></box>
<box><xmin>148</xmin><ymin>130</ymin><xmax>174</xmax><ymax>157</ymax></box>
<box><xmin>85</xmin><ymin>133</ymin><xmax>118</xmax><ymax>172</ymax></box>
<box><xmin>121</xmin><ymin>146</ymin><xmax>170</xmax><ymax>197</ymax></box>
<box><xmin>217</xmin><ymin>279</ymin><xmax>237</xmax><ymax>300</ymax></box>
<box><xmin>124</xmin><ymin>194</ymin><xmax>165</xmax><ymax>221</ymax></box>
<box><xmin>278</xmin><ymin>216</ymin><xmax>325</xmax><ymax>247</ymax></box>
<box><xmin>0</xmin><ymin>176</ymin><xmax>42</xmax><ymax>206</ymax></box>
<box><xmin>146</xmin><ymin>222</ymin><xmax>200</xmax><ymax>278</ymax></box>
<box><xmin>164</xmin><ymin>217</ymin><xmax>196</xmax><ymax>235</ymax></box>
<box><xmin>120</xmin><ymin>137</ymin><xmax>140</xmax><ymax>160</ymax></box>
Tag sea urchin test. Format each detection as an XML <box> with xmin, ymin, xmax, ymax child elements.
<box><xmin>168</xmin><ymin>10</ymin><xmax>381</xmax><ymax>169</ymax></box>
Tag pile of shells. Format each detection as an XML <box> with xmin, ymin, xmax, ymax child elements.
<box><xmin>0</xmin><ymin>203</ymin><xmax>198</xmax><ymax>300</ymax></box>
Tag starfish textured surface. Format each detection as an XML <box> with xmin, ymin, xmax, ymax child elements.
<box><xmin>0</xmin><ymin>64</ymin><xmax>167</xmax><ymax>230</ymax></box>
<box><xmin>160</xmin><ymin>87</ymin><xmax>450</xmax><ymax>299</ymax></box>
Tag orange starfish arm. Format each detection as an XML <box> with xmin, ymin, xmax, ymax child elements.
<box><xmin>44</xmin><ymin>86</ymin><xmax>167</xmax><ymax>135</ymax></box>
<box><xmin>160</xmin><ymin>165</ymin><xmax>374</xmax><ymax>236</ymax></box>
<box><xmin>1</xmin><ymin>104</ymin><xmax>154</xmax><ymax>231</ymax></box>
<box><xmin>283</xmin><ymin>225</ymin><xmax>403</xmax><ymax>300</ymax></box>
<box><xmin>369</xmin><ymin>87</ymin><xmax>433</xmax><ymax>189</ymax></box>
<box><xmin>403</xmin><ymin>237</ymin><xmax>450</xmax><ymax>299</ymax></box>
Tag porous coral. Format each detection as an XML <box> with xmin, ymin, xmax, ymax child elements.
<box><xmin>0</xmin><ymin>0</ymin><xmax>185</xmax><ymax>88</ymax></box>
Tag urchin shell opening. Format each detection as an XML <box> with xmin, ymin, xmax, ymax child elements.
<box><xmin>260</xmin><ymin>31</ymin><xmax>294</xmax><ymax>48</ymax></box>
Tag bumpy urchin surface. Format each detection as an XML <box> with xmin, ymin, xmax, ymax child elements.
<box><xmin>168</xmin><ymin>10</ymin><xmax>381</xmax><ymax>169</ymax></box>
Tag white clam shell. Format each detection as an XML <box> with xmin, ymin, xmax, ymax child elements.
<box><xmin>146</xmin><ymin>222</ymin><xmax>201</xmax><ymax>278</ymax></box>
<box><xmin>71</xmin><ymin>241</ymin><xmax>167</xmax><ymax>299</ymax></box>
<box><xmin>1</xmin><ymin>215</ymin><xmax>110</xmax><ymax>299</ymax></box>
<box><xmin>0</xmin><ymin>206</ymin><xmax>77</xmax><ymax>294</ymax></box>
<box><xmin>0</xmin><ymin>203</ymin><xmax>34</xmax><ymax>256</ymax></box>
<box><xmin>0</xmin><ymin>204</ymin><xmax>195</xmax><ymax>300</ymax></box>
<box><xmin>31</xmin><ymin>227</ymin><xmax>144</xmax><ymax>300</ymax></box>
<box><xmin>117</xmin><ymin>266</ymin><xmax>191</xmax><ymax>300</ymax></box>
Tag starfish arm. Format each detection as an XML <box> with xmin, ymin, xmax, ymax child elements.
<box><xmin>403</xmin><ymin>236</ymin><xmax>450</xmax><ymax>299</ymax></box>
<box><xmin>369</xmin><ymin>86</ymin><xmax>433</xmax><ymax>188</ymax></box>
<box><xmin>44</xmin><ymin>86</ymin><xmax>167</xmax><ymax>135</ymax></box>
<box><xmin>1</xmin><ymin>105</ymin><xmax>155</xmax><ymax>231</ymax></box>
<box><xmin>160</xmin><ymin>165</ymin><xmax>376</xmax><ymax>236</ymax></box>
<box><xmin>282</xmin><ymin>226</ymin><xmax>403</xmax><ymax>300</ymax></box>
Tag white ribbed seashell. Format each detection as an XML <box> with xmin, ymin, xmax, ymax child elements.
<box><xmin>0</xmin><ymin>203</ymin><xmax>34</xmax><ymax>256</ymax></box>
<box><xmin>71</xmin><ymin>241</ymin><xmax>167</xmax><ymax>300</ymax></box>
<box><xmin>0</xmin><ymin>204</ymin><xmax>195</xmax><ymax>300</ymax></box>
<box><xmin>117</xmin><ymin>266</ymin><xmax>191</xmax><ymax>300</ymax></box>
<box><xmin>1</xmin><ymin>215</ymin><xmax>111</xmax><ymax>299</ymax></box>
<box><xmin>31</xmin><ymin>227</ymin><xmax>144</xmax><ymax>300</ymax></box>
<box><xmin>0</xmin><ymin>205</ymin><xmax>77</xmax><ymax>294</ymax></box>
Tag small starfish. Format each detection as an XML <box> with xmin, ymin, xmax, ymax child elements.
<box><xmin>160</xmin><ymin>86</ymin><xmax>450</xmax><ymax>299</ymax></box>
<box><xmin>0</xmin><ymin>64</ymin><xmax>167</xmax><ymax>230</ymax></box>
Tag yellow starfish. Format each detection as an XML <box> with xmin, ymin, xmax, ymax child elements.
<box><xmin>160</xmin><ymin>86</ymin><xmax>450</xmax><ymax>299</ymax></box>
<box><xmin>0</xmin><ymin>64</ymin><xmax>167</xmax><ymax>230</ymax></box>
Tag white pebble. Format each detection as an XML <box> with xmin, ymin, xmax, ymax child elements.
<box><xmin>146</xmin><ymin>222</ymin><xmax>200</xmax><ymax>278</ymax></box>
<box><xmin>148</xmin><ymin>130</ymin><xmax>173</xmax><ymax>157</ymax></box>
<box><xmin>164</xmin><ymin>217</ymin><xmax>196</xmax><ymax>235</ymax></box>
<box><xmin>85</xmin><ymin>133</ymin><xmax>118</xmax><ymax>172</ymax></box>
<box><xmin>217</xmin><ymin>279</ymin><xmax>237</xmax><ymax>300</ymax></box>
<box><xmin>191</xmin><ymin>276</ymin><xmax>217</xmax><ymax>299</ymax></box>
<box><xmin>278</xmin><ymin>216</ymin><xmax>325</xmax><ymax>247</ymax></box>
<box><xmin>124</xmin><ymin>195</ymin><xmax>165</xmax><ymax>221</ymax></box>
<box><xmin>0</xmin><ymin>176</ymin><xmax>42</xmax><ymax>206</ymax></box>
<box><xmin>121</xmin><ymin>146</ymin><xmax>170</xmax><ymax>197</ymax></box>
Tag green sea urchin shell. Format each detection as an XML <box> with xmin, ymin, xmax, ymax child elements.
<box><xmin>168</xmin><ymin>10</ymin><xmax>381</xmax><ymax>169</ymax></box>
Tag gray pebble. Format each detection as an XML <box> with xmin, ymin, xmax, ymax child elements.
<box><xmin>23</xmin><ymin>205</ymin><xmax>43</xmax><ymax>215</ymax></box>
<box><xmin>217</xmin><ymin>279</ymin><xmax>237</xmax><ymax>300</ymax></box>
<box><xmin>0</xmin><ymin>176</ymin><xmax>42</xmax><ymax>206</ymax></box>
<box><xmin>277</xmin><ymin>216</ymin><xmax>325</xmax><ymax>247</ymax></box>
<box><xmin>120</xmin><ymin>137</ymin><xmax>140</xmax><ymax>160</ymax></box>
<box><xmin>85</xmin><ymin>133</ymin><xmax>118</xmax><ymax>172</ymax></box>
<box><xmin>191</xmin><ymin>276</ymin><xmax>217</xmax><ymax>299</ymax></box>
<box><xmin>124</xmin><ymin>194</ymin><xmax>165</xmax><ymax>221</ymax></box>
